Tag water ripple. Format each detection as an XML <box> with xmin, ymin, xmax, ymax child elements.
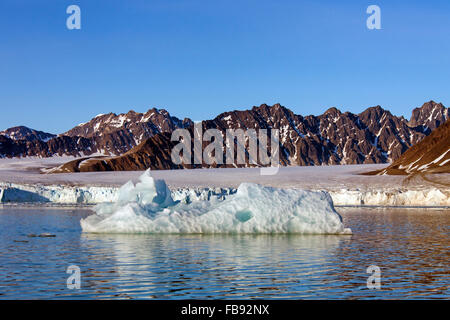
<box><xmin>0</xmin><ymin>207</ymin><xmax>448</xmax><ymax>299</ymax></box>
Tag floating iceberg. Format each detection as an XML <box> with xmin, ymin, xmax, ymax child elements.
<box><xmin>80</xmin><ymin>170</ymin><xmax>351</xmax><ymax>234</ymax></box>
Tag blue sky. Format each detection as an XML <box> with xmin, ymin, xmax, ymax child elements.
<box><xmin>1</xmin><ymin>0</ymin><xmax>449</xmax><ymax>133</ymax></box>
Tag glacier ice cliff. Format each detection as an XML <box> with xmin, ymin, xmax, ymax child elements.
<box><xmin>0</xmin><ymin>182</ymin><xmax>117</xmax><ymax>204</ymax></box>
<box><xmin>80</xmin><ymin>170</ymin><xmax>352</xmax><ymax>234</ymax></box>
<box><xmin>330</xmin><ymin>188</ymin><xmax>450</xmax><ymax>207</ymax></box>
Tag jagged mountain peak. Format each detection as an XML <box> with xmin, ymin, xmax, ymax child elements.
<box><xmin>251</xmin><ymin>103</ymin><xmax>287</xmax><ymax>112</ymax></box>
<box><xmin>419</xmin><ymin>100</ymin><xmax>443</xmax><ymax>109</ymax></box>
<box><xmin>408</xmin><ymin>100</ymin><xmax>448</xmax><ymax>131</ymax></box>
<box><xmin>358</xmin><ymin>105</ymin><xmax>390</xmax><ymax>118</ymax></box>
<box><xmin>211</xmin><ymin>104</ymin><xmax>297</xmax><ymax>127</ymax></box>
<box><xmin>64</xmin><ymin>107</ymin><xmax>192</xmax><ymax>137</ymax></box>
<box><xmin>0</xmin><ymin>126</ymin><xmax>56</xmax><ymax>142</ymax></box>
<box><xmin>323</xmin><ymin>107</ymin><xmax>342</xmax><ymax>115</ymax></box>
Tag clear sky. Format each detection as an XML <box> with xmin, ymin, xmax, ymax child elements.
<box><xmin>1</xmin><ymin>0</ymin><xmax>449</xmax><ymax>133</ymax></box>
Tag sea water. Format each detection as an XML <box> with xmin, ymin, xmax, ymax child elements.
<box><xmin>0</xmin><ymin>205</ymin><xmax>448</xmax><ymax>299</ymax></box>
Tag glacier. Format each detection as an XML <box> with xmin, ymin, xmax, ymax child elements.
<box><xmin>80</xmin><ymin>170</ymin><xmax>352</xmax><ymax>234</ymax></box>
<box><xmin>1</xmin><ymin>181</ymin><xmax>449</xmax><ymax>207</ymax></box>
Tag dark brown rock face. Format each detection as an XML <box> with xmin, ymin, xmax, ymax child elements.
<box><xmin>49</xmin><ymin>133</ymin><xmax>183</xmax><ymax>173</ymax></box>
<box><xmin>370</xmin><ymin>118</ymin><xmax>450</xmax><ymax>175</ymax></box>
<box><xmin>0</xmin><ymin>134</ymin><xmax>94</xmax><ymax>158</ymax></box>
<box><xmin>408</xmin><ymin>101</ymin><xmax>449</xmax><ymax>133</ymax></box>
<box><xmin>0</xmin><ymin>135</ymin><xmax>25</xmax><ymax>157</ymax></box>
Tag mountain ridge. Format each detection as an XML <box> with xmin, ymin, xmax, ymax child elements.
<box><xmin>0</xmin><ymin>108</ymin><xmax>193</xmax><ymax>158</ymax></box>
<box><xmin>0</xmin><ymin>126</ymin><xmax>56</xmax><ymax>143</ymax></box>
<box><xmin>26</xmin><ymin>100</ymin><xmax>449</xmax><ymax>172</ymax></box>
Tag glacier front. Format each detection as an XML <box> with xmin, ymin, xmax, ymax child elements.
<box><xmin>80</xmin><ymin>170</ymin><xmax>352</xmax><ymax>234</ymax></box>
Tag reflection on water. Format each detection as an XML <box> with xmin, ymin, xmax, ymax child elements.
<box><xmin>0</xmin><ymin>206</ymin><xmax>448</xmax><ymax>299</ymax></box>
<box><xmin>78</xmin><ymin>233</ymin><xmax>348</xmax><ymax>299</ymax></box>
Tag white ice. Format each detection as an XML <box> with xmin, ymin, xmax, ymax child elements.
<box><xmin>80</xmin><ymin>170</ymin><xmax>352</xmax><ymax>234</ymax></box>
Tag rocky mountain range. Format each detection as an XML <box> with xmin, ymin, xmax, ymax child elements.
<box><xmin>0</xmin><ymin>109</ymin><xmax>192</xmax><ymax>158</ymax></box>
<box><xmin>29</xmin><ymin>100</ymin><xmax>449</xmax><ymax>173</ymax></box>
<box><xmin>63</xmin><ymin>108</ymin><xmax>193</xmax><ymax>145</ymax></box>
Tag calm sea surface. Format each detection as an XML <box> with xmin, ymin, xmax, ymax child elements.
<box><xmin>0</xmin><ymin>205</ymin><xmax>448</xmax><ymax>299</ymax></box>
